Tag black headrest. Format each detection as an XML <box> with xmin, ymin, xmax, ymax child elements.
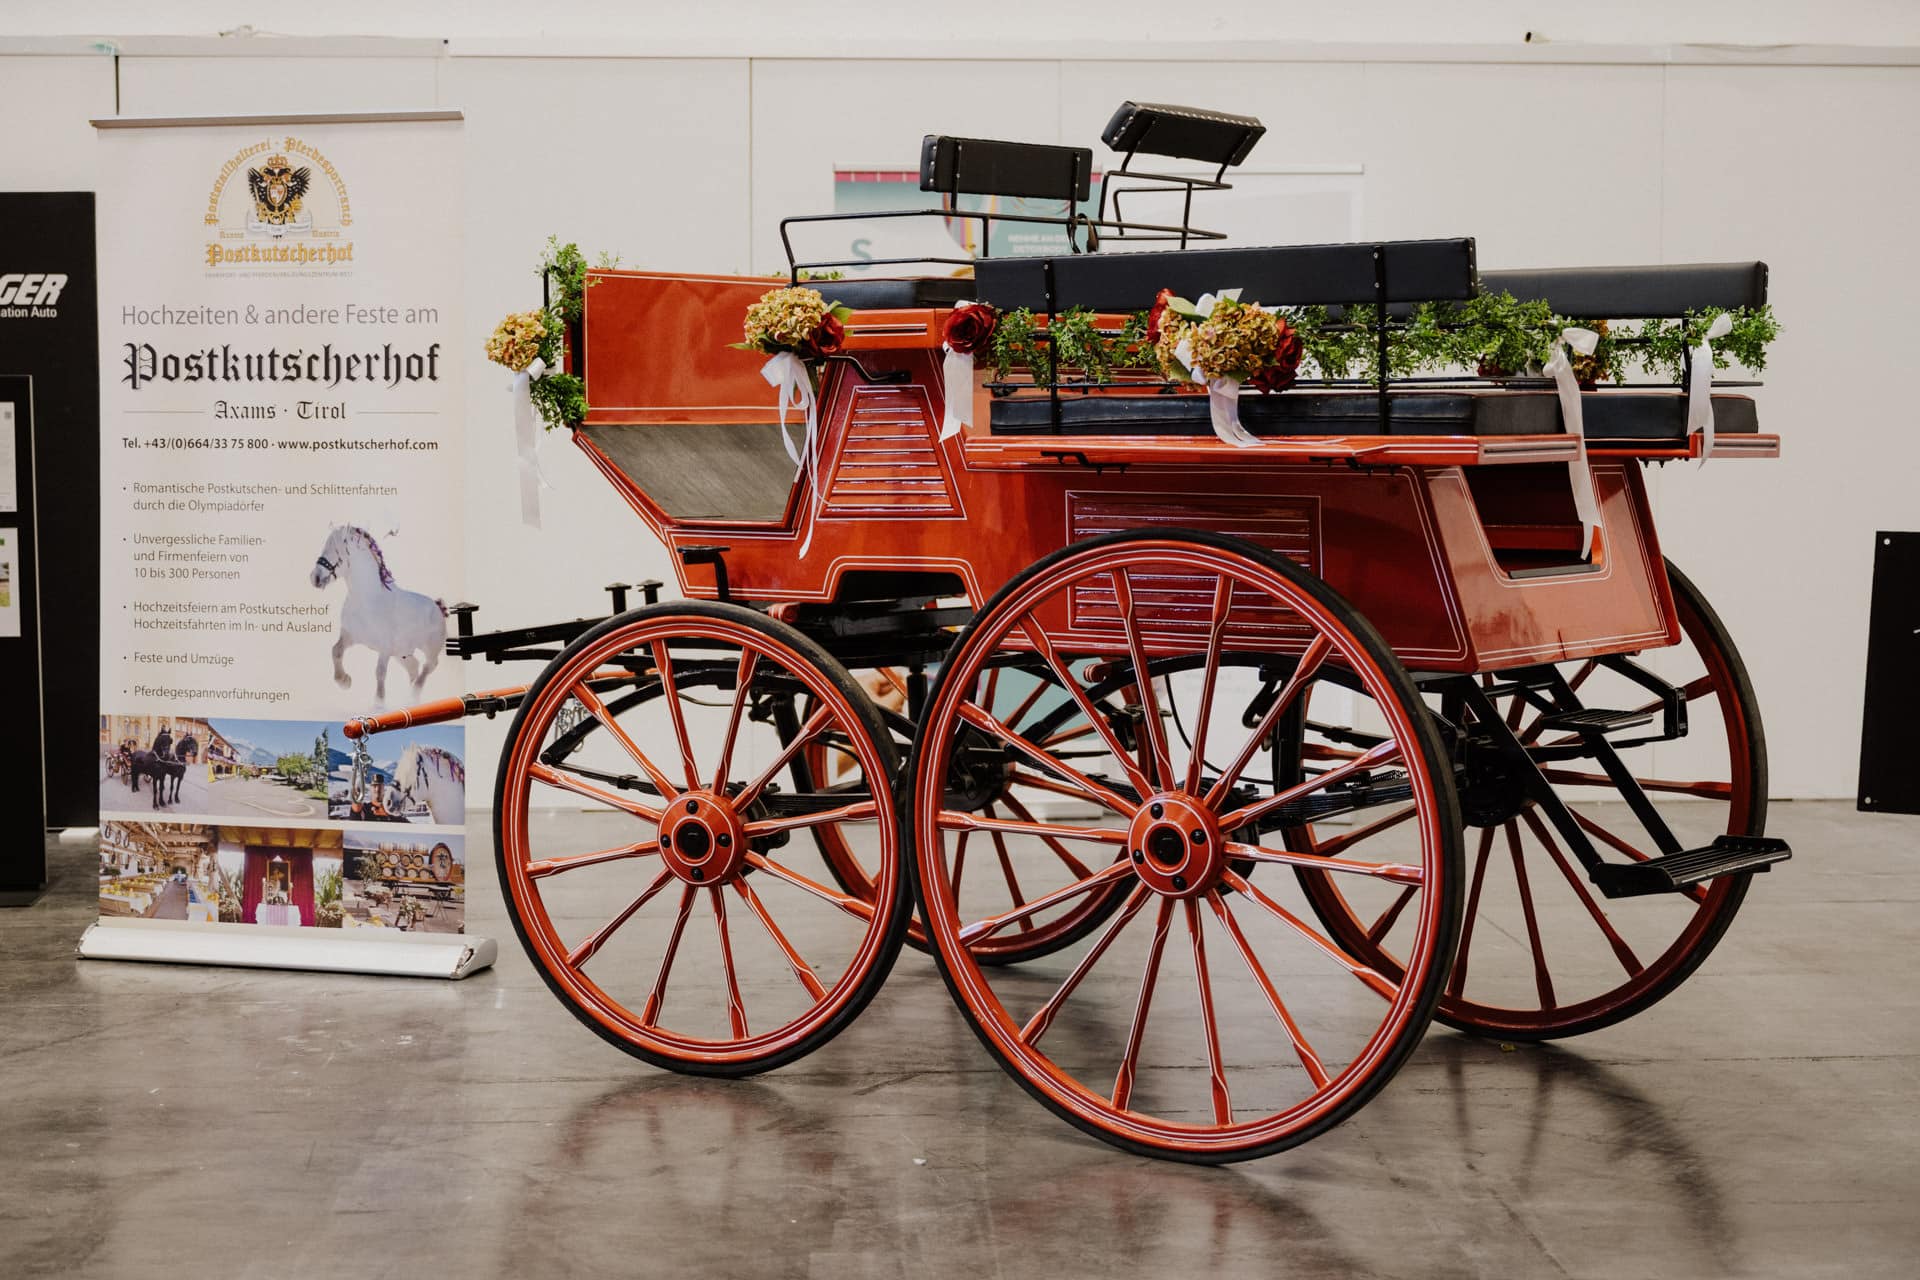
<box><xmin>1481</xmin><ymin>262</ymin><xmax>1768</xmax><ymax>318</ymax></box>
<box><xmin>1100</xmin><ymin>102</ymin><xmax>1265</xmax><ymax>167</ymax></box>
<box><xmin>919</xmin><ymin>135</ymin><xmax>1092</xmax><ymax>203</ymax></box>
<box><xmin>975</xmin><ymin>238</ymin><xmax>1478</xmax><ymax>312</ymax></box>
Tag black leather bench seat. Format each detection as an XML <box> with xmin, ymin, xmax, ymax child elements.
<box><xmin>823</xmin><ymin>276</ymin><xmax>976</xmax><ymax>310</ymax></box>
<box><xmin>987</xmin><ymin>388</ymin><xmax>1758</xmax><ymax>440</ymax></box>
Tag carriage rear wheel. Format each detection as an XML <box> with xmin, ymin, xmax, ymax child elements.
<box><xmin>908</xmin><ymin>531</ymin><xmax>1462</xmax><ymax>1162</ymax></box>
<box><xmin>1292</xmin><ymin>559</ymin><xmax>1765</xmax><ymax>1040</ymax></box>
<box><xmin>494</xmin><ymin>601</ymin><xmax>910</xmax><ymax>1076</ymax></box>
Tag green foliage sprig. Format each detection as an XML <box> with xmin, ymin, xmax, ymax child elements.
<box><xmin>521</xmin><ymin>237</ymin><xmax>620</xmax><ymax>430</ymax></box>
<box><xmin>1636</xmin><ymin>305</ymin><xmax>1781</xmax><ymax>381</ymax></box>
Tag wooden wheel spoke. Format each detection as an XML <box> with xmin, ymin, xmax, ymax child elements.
<box><xmin>745</xmin><ymin>799</ymin><xmax>879</xmax><ymax>838</ymax></box>
<box><xmin>1312</xmin><ymin>804</ymin><xmax>1416</xmax><ymax>859</ymax></box>
<box><xmin>958</xmin><ymin>860</ymin><xmax>1135</xmax><ymax>944</ymax></box>
<box><xmin>936</xmin><ymin>810</ymin><xmax>1129</xmax><ymax>846</ymax></box>
<box><xmin>1574</xmin><ymin>811</ymin><xmax>1710</xmax><ymax>905</ymax></box>
<box><xmin>737</xmin><ymin>705</ymin><xmax>833</xmax><ymax>809</ymax></box>
<box><xmin>1222</xmin><ymin>869</ymin><xmax>1398</xmax><ymax>1001</ymax></box>
<box><xmin>710</xmin><ymin>649</ymin><xmax>761</xmax><ymax>792</ymax></box>
<box><xmin>527</xmin><ymin>761</ymin><xmax>662</xmax><ymax>823</ymax></box>
<box><xmin>567</xmin><ymin>868</ymin><xmax>675</xmax><ymax>968</ymax></box>
<box><xmin>1039</xmin><ymin>723</ymin><xmax>1098</xmax><ymax>750</ymax></box>
<box><xmin>734</xmin><ymin>878</ymin><xmax>828</xmax><ymax>1000</ymax></box>
<box><xmin>649</xmin><ymin>640</ymin><xmax>703</xmax><ymax>792</ymax></box>
<box><xmin>1184</xmin><ymin>898</ymin><xmax>1233</xmax><ymax>1124</ymax></box>
<box><xmin>710</xmin><ymin>886</ymin><xmax>749</xmax><ymax>1038</ymax></box>
<box><xmin>1539</xmin><ymin>767</ymin><xmax>1732</xmax><ymax>800</ymax></box>
<box><xmin>1217</xmin><ymin>736</ymin><xmax>1403</xmax><ymax>833</ymax></box>
<box><xmin>951</xmin><ymin>830</ymin><xmax>969</xmax><ymax>898</ymax></box>
<box><xmin>1006</xmin><ymin>768</ymin><xmax>1112</xmax><ymax>806</ymax></box>
<box><xmin>957</xmin><ymin>700</ymin><xmax>1136</xmax><ymax>815</ymax></box>
<box><xmin>995</xmin><ymin>792</ymin><xmax>1096</xmax><ymax>879</ymax></box>
<box><xmin>1366</xmin><ymin>885</ymin><xmax>1418</xmax><ymax>945</ymax></box>
<box><xmin>1448</xmin><ymin>826</ymin><xmax>1497</xmax><ymax>999</ymax></box>
<box><xmin>1019</xmin><ymin>885</ymin><xmax>1152</xmax><ymax>1045</ymax></box>
<box><xmin>1108</xmin><ymin>567</ymin><xmax>1176</xmax><ymax>789</ymax></box>
<box><xmin>1002</xmin><ymin>669</ymin><xmax>1051</xmax><ymax>734</ymax></box>
<box><xmin>742</xmin><ymin>852</ymin><xmax>878</xmax><ymax>923</ymax></box>
<box><xmin>1206</xmin><ymin>890</ymin><xmax>1329</xmax><ymax>1088</ymax></box>
<box><xmin>985</xmin><ymin>818</ymin><xmax>1032</xmax><ymax>933</ymax></box>
<box><xmin>1506</xmin><ymin>822</ymin><xmax>1557</xmax><ymax>1010</ymax></box>
<box><xmin>1228</xmin><ymin>871</ymin><xmax>1397</xmax><ymax>997</ymax></box>
<box><xmin>1520</xmin><ymin>810</ymin><xmax>1644</xmax><ymax>977</ymax></box>
<box><xmin>1183</xmin><ymin>575</ymin><xmax>1237</xmax><ymax>796</ymax></box>
<box><xmin>1203</xmin><ymin>634</ymin><xmax>1334</xmax><ymax>808</ymax></box>
<box><xmin>1227</xmin><ymin>840</ymin><xmax>1424</xmax><ymax>885</ymax></box>
<box><xmin>527</xmin><ymin>841</ymin><xmax>658</xmax><ymax>880</ymax></box>
<box><xmin>1113</xmin><ymin>897</ymin><xmax>1175</xmax><ymax>1111</ymax></box>
<box><xmin>639</xmin><ymin>885</ymin><xmax>698</xmax><ymax>1027</ymax></box>
<box><xmin>1014</xmin><ymin>615</ymin><xmax>1155</xmax><ymax>799</ymax></box>
<box><xmin>569</xmin><ymin>680</ymin><xmax>681</xmax><ymax>802</ymax></box>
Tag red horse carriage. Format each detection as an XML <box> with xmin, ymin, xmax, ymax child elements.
<box><xmin>349</xmin><ymin>103</ymin><xmax>1789</xmax><ymax>1162</ymax></box>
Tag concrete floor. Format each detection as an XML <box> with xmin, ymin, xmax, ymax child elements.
<box><xmin>4</xmin><ymin>800</ymin><xmax>1917</xmax><ymax>1279</ymax></box>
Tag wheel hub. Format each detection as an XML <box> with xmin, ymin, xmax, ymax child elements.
<box><xmin>1457</xmin><ymin>738</ymin><xmax>1532</xmax><ymax>828</ymax></box>
<box><xmin>1126</xmin><ymin>794</ymin><xmax>1225</xmax><ymax>898</ymax></box>
<box><xmin>657</xmin><ymin>791</ymin><xmax>747</xmax><ymax>884</ymax></box>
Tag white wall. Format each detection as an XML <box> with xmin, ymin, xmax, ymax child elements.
<box><xmin>3</xmin><ymin>20</ymin><xmax>1915</xmax><ymax>801</ymax></box>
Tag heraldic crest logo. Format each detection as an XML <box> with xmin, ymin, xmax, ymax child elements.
<box><xmin>247</xmin><ymin>153</ymin><xmax>313</xmax><ymax>233</ymax></box>
<box><xmin>204</xmin><ymin>135</ymin><xmax>356</xmax><ymax>269</ymax></box>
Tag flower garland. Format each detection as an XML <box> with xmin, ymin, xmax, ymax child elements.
<box><xmin>481</xmin><ymin>238</ymin><xmax>611</xmax><ymax>432</ymax></box>
<box><xmin>735</xmin><ymin>285</ymin><xmax>853</xmax><ymax>556</ymax></box>
<box><xmin>983</xmin><ymin>289</ymin><xmax>1779</xmax><ymax>388</ymax></box>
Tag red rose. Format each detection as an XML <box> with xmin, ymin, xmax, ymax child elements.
<box><xmin>1249</xmin><ymin>319</ymin><xmax>1304</xmax><ymax>394</ymax></box>
<box><xmin>1145</xmin><ymin>288</ymin><xmax>1174</xmax><ymax>343</ymax></box>
<box><xmin>802</xmin><ymin>313</ymin><xmax>845</xmax><ymax>358</ymax></box>
<box><xmin>943</xmin><ymin>303</ymin><xmax>997</xmax><ymax>355</ymax></box>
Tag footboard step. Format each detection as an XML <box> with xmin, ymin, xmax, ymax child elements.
<box><xmin>1588</xmin><ymin>835</ymin><xmax>1791</xmax><ymax>899</ymax></box>
<box><xmin>1534</xmin><ymin>707</ymin><xmax>1656</xmax><ymax>735</ymax></box>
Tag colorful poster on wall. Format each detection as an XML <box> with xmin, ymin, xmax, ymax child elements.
<box><xmin>91</xmin><ymin>112</ymin><xmax>472</xmax><ymax>953</ymax></box>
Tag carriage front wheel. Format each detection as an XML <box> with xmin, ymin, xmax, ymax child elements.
<box><xmin>494</xmin><ymin>601</ymin><xmax>911</xmax><ymax>1076</ymax></box>
<box><xmin>908</xmin><ymin>531</ymin><xmax>1463</xmax><ymax>1163</ymax></box>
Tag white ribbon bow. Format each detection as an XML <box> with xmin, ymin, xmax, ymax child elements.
<box><xmin>1543</xmin><ymin>327</ymin><xmax>1604</xmax><ymax>560</ymax></box>
<box><xmin>510</xmin><ymin>356</ymin><xmax>557</xmax><ymax>528</ymax></box>
<box><xmin>940</xmin><ymin>302</ymin><xmax>977</xmax><ymax>440</ymax></box>
<box><xmin>1177</xmin><ymin>289</ymin><xmax>1261</xmax><ymax>448</ymax></box>
<box><xmin>762</xmin><ymin>351</ymin><xmax>822</xmax><ymax>556</ymax></box>
<box><xmin>1686</xmin><ymin>312</ymin><xmax>1734</xmax><ymax>462</ymax></box>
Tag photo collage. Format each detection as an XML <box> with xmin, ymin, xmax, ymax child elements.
<box><xmin>97</xmin><ymin>712</ymin><xmax>467</xmax><ymax>932</ymax></box>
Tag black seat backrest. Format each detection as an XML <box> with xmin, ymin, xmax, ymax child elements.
<box><xmin>1480</xmin><ymin>262</ymin><xmax>1767</xmax><ymax>318</ymax></box>
<box><xmin>919</xmin><ymin>135</ymin><xmax>1093</xmax><ymax>204</ymax></box>
<box><xmin>974</xmin><ymin>238</ymin><xmax>1478</xmax><ymax>313</ymax></box>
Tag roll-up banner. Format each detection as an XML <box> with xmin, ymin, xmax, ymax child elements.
<box><xmin>81</xmin><ymin>112</ymin><xmax>492</xmax><ymax>978</ymax></box>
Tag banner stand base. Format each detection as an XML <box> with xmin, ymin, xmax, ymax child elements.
<box><xmin>77</xmin><ymin>917</ymin><xmax>496</xmax><ymax>980</ymax></box>
<box><xmin>2</xmin><ymin>888</ymin><xmax>46</xmax><ymax>909</ymax></box>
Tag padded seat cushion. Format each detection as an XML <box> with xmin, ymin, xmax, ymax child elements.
<box><xmin>987</xmin><ymin>388</ymin><xmax>1758</xmax><ymax>439</ymax></box>
<box><xmin>824</xmin><ymin>276</ymin><xmax>976</xmax><ymax>310</ymax></box>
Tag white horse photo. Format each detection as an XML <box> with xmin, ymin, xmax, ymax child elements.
<box><xmin>391</xmin><ymin>743</ymin><xmax>466</xmax><ymax>825</ymax></box>
<box><xmin>310</xmin><ymin>524</ymin><xmax>446</xmax><ymax>704</ymax></box>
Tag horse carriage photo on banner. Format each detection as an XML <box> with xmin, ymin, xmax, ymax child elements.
<box><xmin>347</xmin><ymin>101</ymin><xmax>1792</xmax><ymax>1162</ymax></box>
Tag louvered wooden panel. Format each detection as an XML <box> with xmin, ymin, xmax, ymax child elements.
<box><xmin>1066</xmin><ymin>493</ymin><xmax>1320</xmax><ymax>643</ymax></box>
<box><xmin>821</xmin><ymin>386</ymin><xmax>959</xmax><ymax>514</ymax></box>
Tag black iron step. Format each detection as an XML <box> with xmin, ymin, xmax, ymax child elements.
<box><xmin>1588</xmin><ymin>835</ymin><xmax>1792</xmax><ymax>899</ymax></box>
<box><xmin>1535</xmin><ymin>707</ymin><xmax>1656</xmax><ymax>736</ymax></box>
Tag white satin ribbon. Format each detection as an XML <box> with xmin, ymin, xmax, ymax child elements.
<box><xmin>940</xmin><ymin>302</ymin><xmax>979</xmax><ymax>440</ymax></box>
<box><xmin>1175</xmin><ymin>297</ymin><xmax>1262</xmax><ymax>449</ymax></box>
<box><xmin>1544</xmin><ymin>327</ymin><xmax>1604</xmax><ymax>559</ymax></box>
<box><xmin>1686</xmin><ymin>311</ymin><xmax>1734</xmax><ymax>462</ymax></box>
<box><xmin>510</xmin><ymin>356</ymin><xmax>556</xmax><ymax>528</ymax></box>
<box><xmin>762</xmin><ymin>351</ymin><xmax>822</xmax><ymax>556</ymax></box>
